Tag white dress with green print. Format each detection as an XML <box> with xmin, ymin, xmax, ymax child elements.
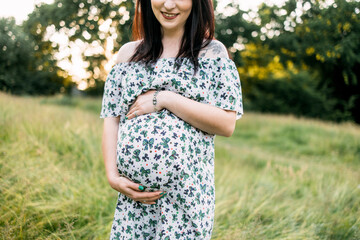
<box><xmin>100</xmin><ymin>56</ymin><xmax>243</xmax><ymax>240</ymax></box>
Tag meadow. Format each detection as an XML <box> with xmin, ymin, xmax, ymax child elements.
<box><xmin>0</xmin><ymin>92</ymin><xmax>359</xmax><ymax>240</ymax></box>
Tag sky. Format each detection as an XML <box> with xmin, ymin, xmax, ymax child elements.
<box><xmin>0</xmin><ymin>0</ymin><xmax>287</xmax><ymax>24</ymax></box>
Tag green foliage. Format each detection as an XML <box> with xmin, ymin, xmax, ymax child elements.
<box><xmin>3</xmin><ymin>0</ymin><xmax>359</xmax><ymax>124</ymax></box>
<box><xmin>258</xmin><ymin>0</ymin><xmax>360</xmax><ymax>122</ymax></box>
<box><xmin>214</xmin><ymin>0</ymin><xmax>261</xmax><ymax>64</ymax></box>
<box><xmin>0</xmin><ymin>17</ymin><xmax>68</xmax><ymax>95</ymax></box>
<box><xmin>1</xmin><ymin>93</ymin><xmax>359</xmax><ymax>239</ymax></box>
<box><xmin>215</xmin><ymin>0</ymin><xmax>359</xmax><ymax>123</ymax></box>
<box><xmin>244</xmin><ymin>71</ymin><xmax>349</xmax><ymax>121</ymax></box>
<box><xmin>23</xmin><ymin>0</ymin><xmax>135</xmax><ymax>91</ymax></box>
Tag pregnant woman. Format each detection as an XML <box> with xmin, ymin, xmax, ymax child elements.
<box><xmin>100</xmin><ymin>0</ymin><xmax>243</xmax><ymax>239</ymax></box>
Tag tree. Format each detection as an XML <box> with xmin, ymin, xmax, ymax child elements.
<box><xmin>215</xmin><ymin>0</ymin><xmax>360</xmax><ymax>123</ymax></box>
<box><xmin>23</xmin><ymin>0</ymin><xmax>135</xmax><ymax>92</ymax></box>
<box><xmin>258</xmin><ymin>0</ymin><xmax>360</xmax><ymax>122</ymax></box>
<box><xmin>0</xmin><ymin>17</ymin><xmax>68</xmax><ymax>95</ymax></box>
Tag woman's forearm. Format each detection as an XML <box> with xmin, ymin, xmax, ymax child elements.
<box><xmin>158</xmin><ymin>91</ymin><xmax>236</xmax><ymax>137</ymax></box>
<box><xmin>102</xmin><ymin>117</ymin><xmax>121</xmax><ymax>184</ymax></box>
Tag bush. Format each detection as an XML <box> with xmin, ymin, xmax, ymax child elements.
<box><xmin>0</xmin><ymin>17</ymin><xmax>66</xmax><ymax>95</ymax></box>
<box><xmin>244</xmin><ymin>71</ymin><xmax>353</xmax><ymax>122</ymax></box>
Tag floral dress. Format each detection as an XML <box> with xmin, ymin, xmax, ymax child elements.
<box><xmin>100</xmin><ymin>56</ymin><xmax>243</xmax><ymax>240</ymax></box>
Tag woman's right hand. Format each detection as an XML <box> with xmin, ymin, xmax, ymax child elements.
<box><xmin>108</xmin><ymin>176</ymin><xmax>166</xmax><ymax>205</ymax></box>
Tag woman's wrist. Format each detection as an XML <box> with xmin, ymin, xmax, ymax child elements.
<box><xmin>157</xmin><ymin>90</ymin><xmax>172</xmax><ymax>110</ymax></box>
<box><xmin>107</xmin><ymin>173</ymin><xmax>121</xmax><ymax>187</ymax></box>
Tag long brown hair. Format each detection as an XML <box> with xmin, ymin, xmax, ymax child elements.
<box><xmin>129</xmin><ymin>0</ymin><xmax>215</xmax><ymax>75</ymax></box>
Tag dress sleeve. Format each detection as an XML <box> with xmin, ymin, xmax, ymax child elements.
<box><xmin>99</xmin><ymin>64</ymin><xmax>124</xmax><ymax>118</ymax></box>
<box><xmin>208</xmin><ymin>57</ymin><xmax>243</xmax><ymax>120</ymax></box>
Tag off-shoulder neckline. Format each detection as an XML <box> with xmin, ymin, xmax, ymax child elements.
<box><xmin>113</xmin><ymin>56</ymin><xmax>235</xmax><ymax>67</ymax></box>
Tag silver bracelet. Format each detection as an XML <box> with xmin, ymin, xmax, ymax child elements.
<box><xmin>153</xmin><ymin>90</ymin><xmax>161</xmax><ymax>112</ymax></box>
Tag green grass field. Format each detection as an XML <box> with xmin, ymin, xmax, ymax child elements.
<box><xmin>1</xmin><ymin>92</ymin><xmax>359</xmax><ymax>240</ymax></box>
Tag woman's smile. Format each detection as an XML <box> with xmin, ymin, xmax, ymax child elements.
<box><xmin>151</xmin><ymin>0</ymin><xmax>192</xmax><ymax>33</ymax></box>
<box><xmin>161</xmin><ymin>11</ymin><xmax>179</xmax><ymax>20</ymax></box>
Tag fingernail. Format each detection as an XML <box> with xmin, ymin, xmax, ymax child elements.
<box><xmin>160</xmin><ymin>193</ymin><xmax>167</xmax><ymax>198</ymax></box>
<box><xmin>125</xmin><ymin>116</ymin><xmax>128</xmax><ymax>120</ymax></box>
<box><xmin>138</xmin><ymin>185</ymin><xmax>144</xmax><ymax>191</ymax></box>
<box><xmin>159</xmin><ymin>192</ymin><xmax>165</xmax><ymax>196</ymax></box>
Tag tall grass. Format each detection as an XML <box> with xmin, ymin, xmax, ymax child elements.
<box><xmin>0</xmin><ymin>92</ymin><xmax>359</xmax><ymax>239</ymax></box>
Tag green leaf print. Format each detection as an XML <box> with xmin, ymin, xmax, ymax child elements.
<box><xmin>181</xmin><ymin>214</ymin><xmax>189</xmax><ymax>223</ymax></box>
<box><xmin>128</xmin><ymin>211</ymin><xmax>135</xmax><ymax>221</ymax></box>
<box><xmin>195</xmin><ymin>147</ymin><xmax>201</xmax><ymax>154</ymax></box>
<box><xmin>152</xmin><ymin>163</ymin><xmax>159</xmax><ymax>170</ymax></box>
<box><xmin>134</xmin><ymin>125</ymin><xmax>141</xmax><ymax>133</ymax></box>
<box><xmin>140</xmin><ymin>130</ymin><xmax>147</xmax><ymax>138</ymax></box>
<box><xmin>195</xmin><ymin>193</ymin><xmax>201</xmax><ymax>204</ymax></box>
<box><xmin>126</xmin><ymin>225</ymin><xmax>132</xmax><ymax>234</ymax></box>
<box><xmin>229</xmin><ymin>95</ymin><xmax>235</xmax><ymax>104</ymax></box>
<box><xmin>107</xmin><ymin>102</ymin><xmax>116</xmax><ymax>111</ymax></box>
<box><xmin>142</xmin><ymin>232</ymin><xmax>150</xmax><ymax>238</ymax></box>
<box><xmin>173</xmin><ymin>203</ymin><xmax>180</xmax><ymax>211</ymax></box>
<box><xmin>199</xmin><ymin>210</ymin><xmax>205</xmax><ymax>220</ymax></box>
<box><xmin>138</xmin><ymin>81</ymin><xmax>146</xmax><ymax>90</ymax></box>
<box><xmin>149</xmin><ymin>219</ymin><xmax>157</xmax><ymax>227</ymax></box>
<box><xmin>124</xmin><ymin>144</ymin><xmax>134</xmax><ymax>155</ymax></box>
<box><xmin>160</xmin><ymin>137</ymin><xmax>171</xmax><ymax>149</ymax></box>
<box><xmin>133</xmin><ymin>149</ymin><xmax>141</xmax><ymax>162</ymax></box>
<box><xmin>180</xmin><ymin>170</ymin><xmax>190</xmax><ymax>180</ymax></box>
<box><xmin>190</xmin><ymin>77</ymin><xmax>198</xmax><ymax>88</ymax></box>
<box><xmin>150</xmin><ymin>183</ymin><xmax>160</xmax><ymax>189</ymax></box>
<box><xmin>126</xmin><ymin>88</ymin><xmax>134</xmax><ymax>97</ymax></box>
<box><xmin>200</xmin><ymin>184</ymin><xmax>207</xmax><ymax>194</ymax></box>
<box><xmin>195</xmin><ymin>93</ymin><xmax>205</xmax><ymax>101</ymax></box>
<box><xmin>176</xmin><ymin>193</ymin><xmax>186</xmax><ymax>204</ymax></box>
<box><xmin>169</xmin><ymin>150</ymin><xmax>179</xmax><ymax>160</ymax></box>
<box><xmin>171</xmin><ymin>79</ymin><xmax>181</xmax><ymax>89</ymax></box>
<box><xmin>199</xmin><ymin>69</ymin><xmax>207</xmax><ymax>80</ymax></box>
<box><xmin>143</xmin><ymin>138</ymin><xmax>154</xmax><ymax>150</ymax></box>
<box><xmin>183</xmin><ymin>122</ymin><xmax>191</xmax><ymax>131</ymax></box>
<box><xmin>216</xmin><ymin>81</ymin><xmax>224</xmax><ymax>90</ymax></box>
<box><xmin>140</xmin><ymin>167</ymin><xmax>151</xmax><ymax>177</ymax></box>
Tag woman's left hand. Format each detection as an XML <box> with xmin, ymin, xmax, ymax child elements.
<box><xmin>126</xmin><ymin>90</ymin><xmax>162</xmax><ymax>120</ymax></box>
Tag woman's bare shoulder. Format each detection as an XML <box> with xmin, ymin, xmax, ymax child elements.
<box><xmin>199</xmin><ymin>39</ymin><xmax>229</xmax><ymax>59</ymax></box>
<box><xmin>115</xmin><ymin>40</ymin><xmax>142</xmax><ymax>64</ymax></box>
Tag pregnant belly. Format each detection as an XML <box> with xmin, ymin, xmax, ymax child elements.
<box><xmin>116</xmin><ymin>109</ymin><xmax>193</xmax><ymax>191</ymax></box>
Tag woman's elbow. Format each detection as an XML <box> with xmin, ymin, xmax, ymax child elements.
<box><xmin>223</xmin><ymin>122</ymin><xmax>236</xmax><ymax>137</ymax></box>
<box><xmin>223</xmin><ymin>110</ymin><xmax>237</xmax><ymax>137</ymax></box>
<box><xmin>218</xmin><ymin>112</ymin><xmax>236</xmax><ymax>137</ymax></box>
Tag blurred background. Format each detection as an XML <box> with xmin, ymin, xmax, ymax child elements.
<box><xmin>1</xmin><ymin>0</ymin><xmax>359</xmax><ymax>123</ymax></box>
<box><xmin>0</xmin><ymin>0</ymin><xmax>359</xmax><ymax>239</ymax></box>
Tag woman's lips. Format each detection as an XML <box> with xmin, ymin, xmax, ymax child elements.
<box><xmin>161</xmin><ymin>12</ymin><xmax>179</xmax><ymax>20</ymax></box>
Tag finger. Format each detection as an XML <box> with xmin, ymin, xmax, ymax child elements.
<box><xmin>137</xmin><ymin>191</ymin><xmax>164</xmax><ymax>200</ymax></box>
<box><xmin>126</xmin><ymin>106</ymin><xmax>135</xmax><ymax>116</ymax></box>
<box><xmin>126</xmin><ymin>107</ymin><xmax>140</xmax><ymax>119</ymax></box>
<box><xmin>141</xmin><ymin>200</ymin><xmax>157</xmax><ymax>205</ymax></box>
<box><xmin>129</xmin><ymin>190</ymin><xmax>166</xmax><ymax>202</ymax></box>
<box><xmin>128</xmin><ymin>101</ymin><xmax>136</xmax><ymax>112</ymax></box>
<box><xmin>138</xmin><ymin>194</ymin><xmax>164</xmax><ymax>202</ymax></box>
<box><xmin>127</xmin><ymin>181</ymin><xmax>147</xmax><ymax>192</ymax></box>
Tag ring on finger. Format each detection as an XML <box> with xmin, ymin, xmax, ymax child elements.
<box><xmin>134</xmin><ymin>111</ymin><xmax>138</xmax><ymax>117</ymax></box>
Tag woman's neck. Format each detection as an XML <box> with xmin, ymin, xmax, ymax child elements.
<box><xmin>161</xmin><ymin>27</ymin><xmax>185</xmax><ymax>58</ymax></box>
